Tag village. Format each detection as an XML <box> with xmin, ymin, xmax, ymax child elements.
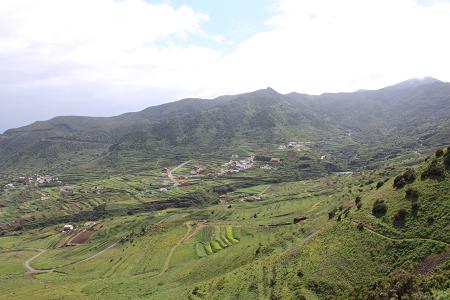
<box><xmin>2</xmin><ymin>174</ymin><xmax>62</xmax><ymax>192</ymax></box>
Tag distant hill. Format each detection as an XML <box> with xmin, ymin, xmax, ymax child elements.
<box><xmin>1</xmin><ymin>78</ymin><xmax>450</xmax><ymax>174</ymax></box>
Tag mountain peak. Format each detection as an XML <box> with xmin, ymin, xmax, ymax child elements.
<box><xmin>387</xmin><ymin>76</ymin><xmax>443</xmax><ymax>90</ymax></box>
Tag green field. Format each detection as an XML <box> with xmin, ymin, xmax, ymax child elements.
<box><xmin>1</xmin><ymin>148</ymin><xmax>449</xmax><ymax>299</ymax></box>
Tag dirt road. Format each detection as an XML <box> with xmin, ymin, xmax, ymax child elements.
<box><xmin>157</xmin><ymin>222</ymin><xmax>193</xmax><ymax>277</ymax></box>
<box><xmin>167</xmin><ymin>160</ymin><xmax>191</xmax><ymax>186</ymax></box>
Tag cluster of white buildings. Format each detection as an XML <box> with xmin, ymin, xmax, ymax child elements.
<box><xmin>219</xmin><ymin>156</ymin><xmax>255</xmax><ymax>176</ymax></box>
<box><xmin>2</xmin><ymin>174</ymin><xmax>62</xmax><ymax>191</ymax></box>
<box><xmin>223</xmin><ymin>156</ymin><xmax>254</xmax><ymax>170</ymax></box>
<box><xmin>260</xmin><ymin>164</ymin><xmax>274</xmax><ymax>171</ymax></box>
<box><xmin>278</xmin><ymin>141</ymin><xmax>306</xmax><ymax>150</ymax></box>
<box><xmin>19</xmin><ymin>174</ymin><xmax>61</xmax><ymax>186</ymax></box>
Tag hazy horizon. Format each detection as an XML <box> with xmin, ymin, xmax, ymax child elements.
<box><xmin>2</xmin><ymin>0</ymin><xmax>450</xmax><ymax>132</ymax></box>
<box><xmin>1</xmin><ymin>76</ymin><xmax>443</xmax><ymax>133</ymax></box>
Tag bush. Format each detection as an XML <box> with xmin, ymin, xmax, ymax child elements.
<box><xmin>355</xmin><ymin>196</ymin><xmax>361</xmax><ymax>205</ymax></box>
<box><xmin>394</xmin><ymin>208</ymin><xmax>408</xmax><ymax>223</ymax></box>
<box><xmin>357</xmin><ymin>223</ymin><xmax>364</xmax><ymax>231</ymax></box>
<box><xmin>372</xmin><ymin>199</ymin><xmax>388</xmax><ymax>217</ymax></box>
<box><xmin>435</xmin><ymin>148</ymin><xmax>444</xmax><ymax>157</ymax></box>
<box><xmin>376</xmin><ymin>181</ymin><xmax>384</xmax><ymax>189</ymax></box>
<box><xmin>405</xmin><ymin>188</ymin><xmax>419</xmax><ymax>199</ymax></box>
<box><xmin>393</xmin><ymin>169</ymin><xmax>416</xmax><ymax>189</ymax></box>
<box><xmin>353</xmin><ymin>269</ymin><xmax>440</xmax><ymax>299</ymax></box>
<box><xmin>356</xmin><ymin>202</ymin><xmax>362</xmax><ymax>210</ymax></box>
<box><xmin>328</xmin><ymin>209</ymin><xmax>336</xmax><ymax>220</ymax></box>
<box><xmin>421</xmin><ymin>160</ymin><xmax>445</xmax><ymax>179</ymax></box>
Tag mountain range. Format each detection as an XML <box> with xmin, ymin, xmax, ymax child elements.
<box><xmin>1</xmin><ymin>77</ymin><xmax>449</xmax><ymax>174</ymax></box>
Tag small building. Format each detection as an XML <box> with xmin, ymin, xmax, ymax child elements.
<box><xmin>62</xmin><ymin>224</ymin><xmax>74</xmax><ymax>232</ymax></box>
<box><xmin>4</xmin><ymin>183</ymin><xmax>15</xmax><ymax>190</ymax></box>
<box><xmin>293</xmin><ymin>216</ymin><xmax>307</xmax><ymax>224</ymax></box>
<box><xmin>270</xmin><ymin>158</ymin><xmax>282</xmax><ymax>163</ymax></box>
<box><xmin>84</xmin><ymin>221</ymin><xmax>97</xmax><ymax>229</ymax></box>
<box><xmin>60</xmin><ymin>186</ymin><xmax>74</xmax><ymax>194</ymax></box>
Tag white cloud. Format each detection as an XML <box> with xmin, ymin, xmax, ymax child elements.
<box><xmin>1</xmin><ymin>0</ymin><xmax>450</xmax><ymax>131</ymax></box>
<box><xmin>210</xmin><ymin>0</ymin><xmax>450</xmax><ymax>94</ymax></box>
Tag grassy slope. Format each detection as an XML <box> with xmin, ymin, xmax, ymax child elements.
<box><xmin>0</xmin><ymin>150</ymin><xmax>449</xmax><ymax>299</ymax></box>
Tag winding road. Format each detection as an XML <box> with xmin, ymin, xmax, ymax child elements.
<box><xmin>23</xmin><ymin>249</ymin><xmax>52</xmax><ymax>274</ymax></box>
<box><xmin>12</xmin><ymin>241</ymin><xmax>119</xmax><ymax>274</ymax></box>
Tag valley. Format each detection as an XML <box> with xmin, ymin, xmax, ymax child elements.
<box><xmin>0</xmin><ymin>79</ymin><xmax>449</xmax><ymax>299</ymax></box>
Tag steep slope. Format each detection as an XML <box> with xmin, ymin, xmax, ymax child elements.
<box><xmin>285</xmin><ymin>78</ymin><xmax>450</xmax><ymax>167</ymax></box>
<box><xmin>205</xmin><ymin>146</ymin><xmax>450</xmax><ymax>299</ymax></box>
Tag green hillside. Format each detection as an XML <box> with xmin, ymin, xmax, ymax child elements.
<box><xmin>2</xmin><ymin>79</ymin><xmax>450</xmax><ymax>175</ymax></box>
<box><xmin>0</xmin><ymin>146</ymin><xmax>448</xmax><ymax>299</ymax></box>
<box><xmin>0</xmin><ymin>80</ymin><xmax>449</xmax><ymax>299</ymax></box>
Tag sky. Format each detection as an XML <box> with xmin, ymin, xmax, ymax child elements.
<box><xmin>1</xmin><ymin>0</ymin><xmax>450</xmax><ymax>132</ymax></box>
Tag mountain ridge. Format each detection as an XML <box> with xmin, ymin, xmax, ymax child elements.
<box><xmin>1</xmin><ymin>78</ymin><xmax>450</xmax><ymax>174</ymax></box>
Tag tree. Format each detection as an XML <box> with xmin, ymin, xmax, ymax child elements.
<box><xmin>405</xmin><ymin>188</ymin><xmax>419</xmax><ymax>199</ymax></box>
<box><xmin>376</xmin><ymin>181</ymin><xmax>384</xmax><ymax>189</ymax></box>
<box><xmin>435</xmin><ymin>148</ymin><xmax>444</xmax><ymax>157</ymax></box>
<box><xmin>421</xmin><ymin>160</ymin><xmax>445</xmax><ymax>179</ymax></box>
<box><xmin>328</xmin><ymin>208</ymin><xmax>337</xmax><ymax>220</ymax></box>
<box><xmin>372</xmin><ymin>199</ymin><xmax>388</xmax><ymax>217</ymax></box>
<box><xmin>394</xmin><ymin>208</ymin><xmax>408</xmax><ymax>223</ymax></box>
<box><xmin>393</xmin><ymin>169</ymin><xmax>416</xmax><ymax>189</ymax></box>
<box><xmin>357</xmin><ymin>223</ymin><xmax>364</xmax><ymax>231</ymax></box>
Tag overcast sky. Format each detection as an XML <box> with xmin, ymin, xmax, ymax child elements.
<box><xmin>1</xmin><ymin>0</ymin><xmax>450</xmax><ymax>132</ymax></box>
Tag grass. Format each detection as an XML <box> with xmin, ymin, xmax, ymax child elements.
<box><xmin>0</xmin><ymin>152</ymin><xmax>449</xmax><ymax>299</ymax></box>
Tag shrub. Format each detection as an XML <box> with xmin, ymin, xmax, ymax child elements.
<box><xmin>356</xmin><ymin>202</ymin><xmax>362</xmax><ymax>210</ymax></box>
<box><xmin>421</xmin><ymin>160</ymin><xmax>445</xmax><ymax>179</ymax></box>
<box><xmin>357</xmin><ymin>223</ymin><xmax>364</xmax><ymax>231</ymax></box>
<box><xmin>355</xmin><ymin>196</ymin><xmax>361</xmax><ymax>205</ymax></box>
<box><xmin>354</xmin><ymin>269</ymin><xmax>439</xmax><ymax>299</ymax></box>
<box><xmin>393</xmin><ymin>169</ymin><xmax>416</xmax><ymax>189</ymax></box>
<box><xmin>394</xmin><ymin>208</ymin><xmax>408</xmax><ymax>223</ymax></box>
<box><xmin>435</xmin><ymin>148</ymin><xmax>444</xmax><ymax>157</ymax></box>
<box><xmin>328</xmin><ymin>208</ymin><xmax>337</xmax><ymax>219</ymax></box>
<box><xmin>376</xmin><ymin>181</ymin><xmax>384</xmax><ymax>189</ymax></box>
<box><xmin>405</xmin><ymin>188</ymin><xmax>419</xmax><ymax>199</ymax></box>
<box><xmin>372</xmin><ymin>199</ymin><xmax>388</xmax><ymax>217</ymax></box>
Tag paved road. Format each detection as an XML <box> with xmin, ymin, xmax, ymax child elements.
<box><xmin>167</xmin><ymin>160</ymin><xmax>191</xmax><ymax>186</ymax></box>
<box><xmin>23</xmin><ymin>249</ymin><xmax>52</xmax><ymax>274</ymax></box>
<box><xmin>19</xmin><ymin>241</ymin><xmax>119</xmax><ymax>274</ymax></box>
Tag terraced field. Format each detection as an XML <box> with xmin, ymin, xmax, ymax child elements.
<box><xmin>0</xmin><ymin>150</ymin><xmax>449</xmax><ymax>299</ymax></box>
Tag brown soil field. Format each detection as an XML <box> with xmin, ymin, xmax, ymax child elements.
<box><xmin>68</xmin><ymin>230</ymin><xmax>94</xmax><ymax>244</ymax></box>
